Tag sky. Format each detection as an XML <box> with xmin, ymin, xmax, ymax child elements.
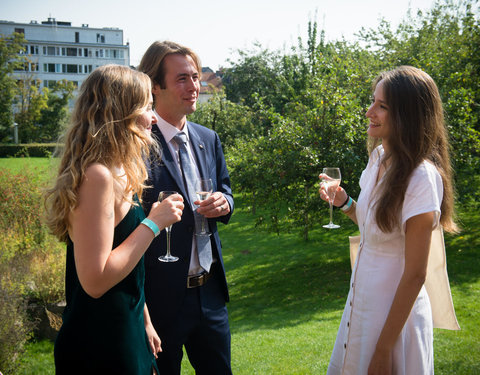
<box><xmin>1</xmin><ymin>0</ymin><xmax>438</xmax><ymax>70</ymax></box>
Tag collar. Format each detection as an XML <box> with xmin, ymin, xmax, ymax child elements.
<box><xmin>154</xmin><ymin>110</ymin><xmax>191</xmax><ymax>144</ymax></box>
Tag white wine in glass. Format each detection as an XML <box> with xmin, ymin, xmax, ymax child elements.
<box><xmin>195</xmin><ymin>178</ymin><xmax>213</xmax><ymax>235</ymax></box>
<box><xmin>321</xmin><ymin>168</ymin><xmax>341</xmax><ymax>229</ymax></box>
<box><xmin>158</xmin><ymin>191</ymin><xmax>179</xmax><ymax>262</ymax></box>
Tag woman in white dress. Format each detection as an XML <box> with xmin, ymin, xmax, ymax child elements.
<box><xmin>320</xmin><ymin>66</ymin><xmax>459</xmax><ymax>375</ymax></box>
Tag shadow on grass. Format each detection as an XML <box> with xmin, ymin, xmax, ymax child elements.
<box><xmin>221</xmin><ymin>197</ymin><xmax>480</xmax><ymax>335</ymax></box>
<box><xmin>444</xmin><ymin>208</ymin><xmax>480</xmax><ymax>288</ymax></box>
<box><xmin>220</xmin><ymin>196</ymin><xmax>359</xmax><ymax>333</ymax></box>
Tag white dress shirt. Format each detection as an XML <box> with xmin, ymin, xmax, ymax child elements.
<box><xmin>154</xmin><ymin>111</ymin><xmax>204</xmax><ymax>275</ymax></box>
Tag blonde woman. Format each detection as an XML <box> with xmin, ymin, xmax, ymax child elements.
<box><xmin>320</xmin><ymin>66</ymin><xmax>458</xmax><ymax>375</ymax></box>
<box><xmin>44</xmin><ymin>65</ymin><xmax>184</xmax><ymax>374</ymax></box>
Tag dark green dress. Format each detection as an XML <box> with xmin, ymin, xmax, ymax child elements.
<box><xmin>54</xmin><ymin>199</ymin><xmax>158</xmax><ymax>374</ymax></box>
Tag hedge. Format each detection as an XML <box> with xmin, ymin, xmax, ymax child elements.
<box><xmin>0</xmin><ymin>144</ymin><xmax>60</xmax><ymax>157</ymax></box>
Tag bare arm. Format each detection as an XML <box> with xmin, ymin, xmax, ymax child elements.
<box><xmin>367</xmin><ymin>211</ymin><xmax>434</xmax><ymax>375</ymax></box>
<box><xmin>340</xmin><ymin>197</ymin><xmax>358</xmax><ymax>225</ymax></box>
<box><xmin>69</xmin><ymin>164</ymin><xmax>183</xmax><ymax>298</ymax></box>
<box><xmin>144</xmin><ymin>304</ymin><xmax>161</xmax><ymax>357</ymax></box>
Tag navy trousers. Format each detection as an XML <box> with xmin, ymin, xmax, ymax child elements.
<box><xmin>155</xmin><ymin>262</ymin><xmax>232</xmax><ymax>375</ymax></box>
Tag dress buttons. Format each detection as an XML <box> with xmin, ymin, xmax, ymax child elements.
<box><xmin>344</xmin><ymin>343</ymin><xmax>347</xmax><ymax>349</ymax></box>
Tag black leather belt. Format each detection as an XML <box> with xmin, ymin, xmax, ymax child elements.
<box><xmin>187</xmin><ymin>271</ymin><xmax>212</xmax><ymax>288</ymax></box>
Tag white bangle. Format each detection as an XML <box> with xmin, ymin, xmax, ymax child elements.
<box><xmin>141</xmin><ymin>218</ymin><xmax>160</xmax><ymax>237</ymax></box>
<box><xmin>340</xmin><ymin>196</ymin><xmax>354</xmax><ymax>212</ymax></box>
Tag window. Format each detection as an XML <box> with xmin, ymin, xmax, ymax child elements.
<box><xmin>29</xmin><ymin>45</ymin><xmax>39</xmax><ymax>55</ymax></box>
<box><xmin>14</xmin><ymin>28</ymin><xmax>25</xmax><ymax>35</ymax></box>
<box><xmin>96</xmin><ymin>33</ymin><xmax>105</xmax><ymax>43</ymax></box>
<box><xmin>75</xmin><ymin>32</ymin><xmax>80</xmax><ymax>43</ymax></box>
<box><xmin>84</xmin><ymin>48</ymin><xmax>89</xmax><ymax>57</ymax></box>
<box><xmin>85</xmin><ymin>65</ymin><xmax>93</xmax><ymax>73</ymax></box>
<box><xmin>66</xmin><ymin>48</ymin><xmax>78</xmax><ymax>57</ymax></box>
<box><xmin>46</xmin><ymin>46</ymin><xmax>56</xmax><ymax>56</ymax></box>
<box><xmin>66</xmin><ymin>64</ymin><xmax>78</xmax><ymax>73</ymax></box>
<box><xmin>44</xmin><ymin>63</ymin><xmax>56</xmax><ymax>73</ymax></box>
<box><xmin>95</xmin><ymin>49</ymin><xmax>104</xmax><ymax>58</ymax></box>
<box><xmin>43</xmin><ymin>80</ymin><xmax>57</xmax><ymax>88</ymax></box>
<box><xmin>111</xmin><ymin>49</ymin><xmax>124</xmax><ymax>59</ymax></box>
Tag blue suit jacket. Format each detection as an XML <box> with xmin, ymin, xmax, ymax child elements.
<box><xmin>142</xmin><ymin>121</ymin><xmax>234</xmax><ymax>319</ymax></box>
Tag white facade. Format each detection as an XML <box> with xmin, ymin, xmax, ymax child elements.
<box><xmin>0</xmin><ymin>18</ymin><xmax>130</xmax><ymax>90</ymax></box>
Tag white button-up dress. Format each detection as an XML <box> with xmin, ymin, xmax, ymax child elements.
<box><xmin>327</xmin><ymin>145</ymin><xmax>443</xmax><ymax>375</ymax></box>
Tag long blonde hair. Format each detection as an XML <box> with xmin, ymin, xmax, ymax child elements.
<box><xmin>44</xmin><ymin>64</ymin><xmax>155</xmax><ymax>242</ymax></box>
<box><xmin>369</xmin><ymin>66</ymin><xmax>458</xmax><ymax>233</ymax></box>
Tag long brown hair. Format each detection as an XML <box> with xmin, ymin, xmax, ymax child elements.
<box><xmin>369</xmin><ymin>66</ymin><xmax>457</xmax><ymax>233</ymax></box>
<box><xmin>44</xmin><ymin>64</ymin><xmax>155</xmax><ymax>241</ymax></box>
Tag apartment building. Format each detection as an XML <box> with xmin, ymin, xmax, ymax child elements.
<box><xmin>0</xmin><ymin>17</ymin><xmax>130</xmax><ymax>90</ymax></box>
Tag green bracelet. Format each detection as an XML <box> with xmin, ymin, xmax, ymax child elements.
<box><xmin>141</xmin><ymin>218</ymin><xmax>160</xmax><ymax>237</ymax></box>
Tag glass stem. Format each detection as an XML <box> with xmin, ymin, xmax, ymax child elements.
<box><xmin>165</xmin><ymin>227</ymin><xmax>171</xmax><ymax>256</ymax></box>
<box><xmin>329</xmin><ymin>201</ymin><xmax>334</xmax><ymax>224</ymax></box>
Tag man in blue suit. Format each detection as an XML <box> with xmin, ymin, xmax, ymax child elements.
<box><xmin>138</xmin><ymin>41</ymin><xmax>234</xmax><ymax>374</ymax></box>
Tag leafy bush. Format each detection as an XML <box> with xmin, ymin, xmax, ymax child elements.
<box><xmin>0</xmin><ymin>167</ymin><xmax>65</xmax><ymax>372</ymax></box>
<box><xmin>0</xmin><ymin>280</ymin><xmax>34</xmax><ymax>375</ymax></box>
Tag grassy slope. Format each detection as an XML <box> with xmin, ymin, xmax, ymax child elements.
<box><xmin>6</xmin><ymin>158</ymin><xmax>478</xmax><ymax>374</ymax></box>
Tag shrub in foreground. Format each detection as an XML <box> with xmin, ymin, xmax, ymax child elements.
<box><xmin>0</xmin><ymin>167</ymin><xmax>65</xmax><ymax>372</ymax></box>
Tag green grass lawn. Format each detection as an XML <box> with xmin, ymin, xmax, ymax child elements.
<box><xmin>0</xmin><ymin>156</ymin><xmax>56</xmax><ymax>175</ymax></box>
<box><xmin>7</xmin><ymin>158</ymin><xmax>479</xmax><ymax>374</ymax></box>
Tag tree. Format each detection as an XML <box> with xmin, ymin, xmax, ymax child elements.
<box><xmin>0</xmin><ymin>32</ymin><xmax>27</xmax><ymax>142</ymax></box>
<box><xmin>189</xmin><ymin>89</ymin><xmax>260</xmax><ymax>152</ymax></box>
<box><xmin>13</xmin><ymin>76</ymin><xmax>74</xmax><ymax>143</ymax></box>
<box><xmin>223</xmin><ymin>43</ymin><xmax>295</xmax><ymax>115</ymax></box>
<box><xmin>14</xmin><ymin>74</ymin><xmax>48</xmax><ymax>143</ymax></box>
<box><xmin>222</xmin><ymin>24</ymin><xmax>375</xmax><ymax>239</ymax></box>
<box><xmin>195</xmin><ymin>0</ymin><xmax>480</xmax><ymax>238</ymax></box>
<box><xmin>358</xmin><ymin>0</ymin><xmax>480</xmax><ymax>203</ymax></box>
<box><xmin>38</xmin><ymin>80</ymin><xmax>75</xmax><ymax>142</ymax></box>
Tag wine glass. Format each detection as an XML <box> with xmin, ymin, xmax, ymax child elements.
<box><xmin>321</xmin><ymin>168</ymin><xmax>341</xmax><ymax>229</ymax></box>
<box><xmin>158</xmin><ymin>191</ymin><xmax>179</xmax><ymax>262</ymax></box>
<box><xmin>195</xmin><ymin>178</ymin><xmax>213</xmax><ymax>235</ymax></box>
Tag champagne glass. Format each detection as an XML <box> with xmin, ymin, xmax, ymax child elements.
<box><xmin>158</xmin><ymin>191</ymin><xmax>179</xmax><ymax>262</ymax></box>
<box><xmin>321</xmin><ymin>168</ymin><xmax>341</xmax><ymax>229</ymax></box>
<box><xmin>195</xmin><ymin>178</ymin><xmax>213</xmax><ymax>235</ymax></box>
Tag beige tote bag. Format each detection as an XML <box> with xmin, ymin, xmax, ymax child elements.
<box><xmin>348</xmin><ymin>228</ymin><xmax>459</xmax><ymax>330</ymax></box>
